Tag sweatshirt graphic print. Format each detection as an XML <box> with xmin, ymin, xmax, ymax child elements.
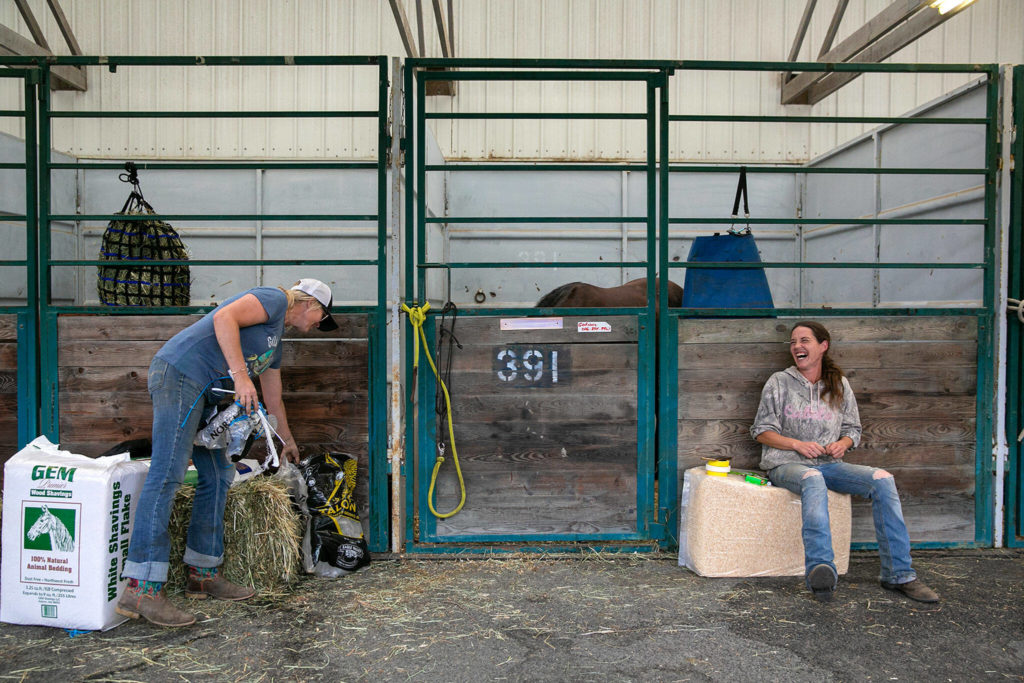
<box><xmin>750</xmin><ymin>366</ymin><xmax>862</xmax><ymax>471</ymax></box>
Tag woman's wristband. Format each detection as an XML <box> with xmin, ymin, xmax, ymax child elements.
<box><xmin>228</xmin><ymin>367</ymin><xmax>247</xmax><ymax>380</ymax></box>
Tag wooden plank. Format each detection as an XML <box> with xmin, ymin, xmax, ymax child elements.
<box><xmin>58</xmin><ymin>339</ymin><xmax>368</xmax><ymax>367</ymax></box>
<box><xmin>451</xmin><ymin>316</ymin><xmax>639</xmax><ymax>344</ymax></box>
<box><xmin>0</xmin><ymin>345</ymin><xmax>17</xmax><ymax>369</ymax></box>
<box><xmin>679</xmin><ymin>340</ymin><xmax>977</xmax><ymax>370</ymax></box>
<box><xmin>56</xmin><ymin>365</ymin><xmax>368</xmax><ymax>393</ymax></box>
<box><xmin>449</xmin><ymin>394</ymin><xmax>637</xmax><ymax>423</ymax></box>
<box><xmin>0</xmin><ymin>370</ymin><xmax>16</xmax><ymax>394</ymax></box>
<box><xmin>0</xmin><ymin>315</ymin><xmax>17</xmax><ymax>341</ymax></box>
<box><xmin>679</xmin><ymin>316</ymin><xmax>977</xmax><ymax>344</ymax></box>
<box><xmin>58</xmin><ymin>313</ymin><xmax>368</xmax><ymax>341</ymax></box>
<box><xmin>677</xmin><ymin>389</ymin><xmax>976</xmax><ymax>419</ymax></box>
<box><xmin>454</xmin><ymin>420</ymin><xmax>635</xmax><ymax>446</ymax></box>
<box><xmin>451</xmin><ymin>369</ymin><xmax>638</xmax><ymax>396</ymax></box>
<box><xmin>58</xmin><ymin>392</ymin><xmax>369</xmax><ymax>421</ymax></box>
<box><xmin>854</xmin><ymin>494</ymin><xmax>974</xmax><ymax>543</ymax></box>
<box><xmin>679</xmin><ymin>366</ymin><xmax>977</xmax><ymax>395</ymax></box>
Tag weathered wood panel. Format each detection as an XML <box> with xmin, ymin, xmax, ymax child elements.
<box><xmin>428</xmin><ymin>315</ymin><xmax>640</xmax><ymax>538</ymax></box>
<box><xmin>677</xmin><ymin>316</ymin><xmax>978</xmax><ymax>544</ymax></box>
<box><xmin>54</xmin><ymin>313</ymin><xmax>373</xmax><ymax>537</ymax></box>
<box><xmin>0</xmin><ymin>315</ymin><xmax>18</xmax><ymax>481</ymax></box>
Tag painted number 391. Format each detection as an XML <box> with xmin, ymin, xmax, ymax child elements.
<box><xmin>496</xmin><ymin>348</ymin><xmax>558</xmax><ymax>383</ymax></box>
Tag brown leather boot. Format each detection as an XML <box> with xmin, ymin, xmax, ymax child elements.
<box><xmin>185</xmin><ymin>567</ymin><xmax>257</xmax><ymax>601</ymax></box>
<box><xmin>115</xmin><ymin>581</ymin><xmax>196</xmax><ymax>627</ymax></box>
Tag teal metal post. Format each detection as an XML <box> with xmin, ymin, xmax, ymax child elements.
<box><xmin>1007</xmin><ymin>65</ymin><xmax>1024</xmax><ymax>548</ymax></box>
<box><xmin>19</xmin><ymin>70</ymin><xmax>40</xmax><ymax>446</ymax></box>
<box><xmin>657</xmin><ymin>69</ymin><xmax>678</xmax><ymax>548</ymax></box>
<box><xmin>36</xmin><ymin>66</ymin><xmax>57</xmax><ymax>442</ymax></box>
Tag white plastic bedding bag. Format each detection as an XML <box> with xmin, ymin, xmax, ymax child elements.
<box><xmin>1</xmin><ymin>436</ymin><xmax>149</xmax><ymax>630</ymax></box>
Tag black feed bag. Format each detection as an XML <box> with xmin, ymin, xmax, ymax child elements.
<box><xmin>300</xmin><ymin>451</ymin><xmax>371</xmax><ymax>573</ymax></box>
<box><xmin>97</xmin><ymin>165</ymin><xmax>190</xmax><ymax>307</ymax></box>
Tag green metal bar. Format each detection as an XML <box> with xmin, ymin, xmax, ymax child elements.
<box><xmin>427</xmin><ymin>163</ymin><xmax>648</xmax><ymax>172</ymax></box>
<box><xmin>667</xmin><ymin>165</ymin><xmax>987</xmax><ymax>175</ymax></box>
<box><xmin>49</xmin><ymin>110</ymin><xmax>378</xmax><ymax>118</ymax></box>
<box><xmin>668</xmin><ymin>261</ymin><xmax>983</xmax><ymax>269</ymax></box>
<box><xmin>53</xmin><ymin>213</ymin><xmax>378</xmax><ymax>221</ymax></box>
<box><xmin>0</xmin><ymin>163</ymin><xmax>27</xmax><ymax>169</ymax></box>
<box><xmin>45</xmin><ymin>304</ymin><xmax>380</xmax><ymax>315</ymax></box>
<box><xmin>429</xmin><ymin>163</ymin><xmax>987</xmax><ymax>174</ymax></box>
<box><xmin>429</xmin><ymin>216</ymin><xmax>649</xmax><ymax>223</ymax></box>
<box><xmin>37</xmin><ymin>66</ymin><xmax>55</xmax><ymax>439</ymax></box>
<box><xmin>636</xmin><ymin>75</ymin><xmax>658</xmax><ymax>541</ymax></box>
<box><xmin>667</xmin><ymin>217</ymin><xmax>985</xmax><ymax>225</ymax></box>
<box><xmin>1</xmin><ymin>55</ymin><xmax>384</xmax><ymax>67</ymax></box>
<box><xmin>669</xmin><ymin>114</ymin><xmax>987</xmax><ymax>125</ymax></box>
<box><xmin>369</xmin><ymin>57</ymin><xmax>390</xmax><ymax>554</ymax></box>
<box><xmin>975</xmin><ymin>70</ymin><xmax>1000</xmax><ymax>546</ymax></box>
<box><xmin>658</xmin><ymin>70</ymin><xmax>677</xmax><ymax>549</ymax></box>
<box><xmin>406</xmin><ymin>57</ymin><xmax>988</xmax><ymax>74</ymax></box>
<box><xmin>426</xmin><ymin>112</ymin><xmax>648</xmax><ymax>120</ymax></box>
<box><xmin>403</xmin><ymin>60</ymin><xmax>416</xmax><ymax>552</ymax></box>
<box><xmin>20</xmin><ymin>70</ymin><xmax>39</xmax><ymax>447</ymax></box>
<box><xmin>671</xmin><ymin>307</ymin><xmax>986</xmax><ymax>317</ymax></box>
<box><xmin>49</xmin><ymin>162</ymin><xmax>378</xmax><ymax>170</ymax></box>
<box><xmin>53</xmin><ymin>259</ymin><xmax>378</xmax><ymax>267</ymax></box>
<box><xmin>418</xmin><ymin>261</ymin><xmax>648</xmax><ymax>269</ymax></box>
<box><xmin>1007</xmin><ymin>66</ymin><xmax>1024</xmax><ymax>547</ymax></box>
<box><xmin>421</xmin><ymin>70</ymin><xmax>657</xmax><ymax>82</ymax></box>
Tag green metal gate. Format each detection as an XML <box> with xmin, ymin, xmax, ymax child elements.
<box><xmin>659</xmin><ymin>61</ymin><xmax>999</xmax><ymax>550</ymax></box>
<box><xmin>403</xmin><ymin>60</ymin><xmax>667</xmax><ymax>551</ymax></box>
<box><xmin>6</xmin><ymin>56</ymin><xmax>390</xmax><ymax>552</ymax></box>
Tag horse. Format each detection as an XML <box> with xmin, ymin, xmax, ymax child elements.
<box><xmin>27</xmin><ymin>505</ymin><xmax>75</xmax><ymax>552</ymax></box>
<box><xmin>536</xmin><ymin>277</ymin><xmax>683</xmax><ymax>310</ymax></box>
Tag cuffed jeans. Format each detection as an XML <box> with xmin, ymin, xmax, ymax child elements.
<box><xmin>122</xmin><ymin>357</ymin><xmax>236</xmax><ymax>582</ymax></box>
<box><xmin>768</xmin><ymin>461</ymin><xmax>916</xmax><ymax>586</ymax></box>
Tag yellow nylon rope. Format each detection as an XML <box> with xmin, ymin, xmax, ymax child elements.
<box><xmin>402</xmin><ymin>303</ymin><xmax>466</xmax><ymax>518</ymax></box>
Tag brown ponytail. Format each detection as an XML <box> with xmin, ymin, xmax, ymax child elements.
<box><xmin>791</xmin><ymin>320</ymin><xmax>845</xmax><ymax>410</ymax></box>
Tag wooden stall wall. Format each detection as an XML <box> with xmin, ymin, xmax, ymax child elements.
<box><xmin>677</xmin><ymin>317</ymin><xmax>977</xmax><ymax>544</ymax></box>
<box><xmin>0</xmin><ymin>315</ymin><xmax>18</xmax><ymax>480</ymax></box>
<box><xmin>428</xmin><ymin>315</ymin><xmax>640</xmax><ymax>538</ymax></box>
<box><xmin>55</xmin><ymin>313</ymin><xmax>372</xmax><ymax>528</ymax></box>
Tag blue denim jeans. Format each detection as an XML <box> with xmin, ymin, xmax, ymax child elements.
<box><xmin>768</xmin><ymin>461</ymin><xmax>916</xmax><ymax>586</ymax></box>
<box><xmin>122</xmin><ymin>357</ymin><xmax>236</xmax><ymax>582</ymax></box>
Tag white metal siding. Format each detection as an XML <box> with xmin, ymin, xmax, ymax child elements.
<box><xmin>1</xmin><ymin>0</ymin><xmax>1021</xmax><ymax>161</ymax></box>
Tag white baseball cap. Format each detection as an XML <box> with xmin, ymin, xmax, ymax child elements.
<box><xmin>290</xmin><ymin>278</ymin><xmax>338</xmax><ymax>331</ymax></box>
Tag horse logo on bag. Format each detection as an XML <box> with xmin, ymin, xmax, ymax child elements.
<box><xmin>25</xmin><ymin>505</ymin><xmax>76</xmax><ymax>552</ymax></box>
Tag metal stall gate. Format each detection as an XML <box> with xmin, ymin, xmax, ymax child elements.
<box><xmin>1007</xmin><ymin>65</ymin><xmax>1024</xmax><ymax>548</ymax></box>
<box><xmin>23</xmin><ymin>56</ymin><xmax>390</xmax><ymax>552</ymax></box>
<box><xmin>403</xmin><ymin>60</ymin><xmax>669</xmax><ymax>552</ymax></box>
<box><xmin>0</xmin><ymin>66</ymin><xmax>39</xmax><ymax>460</ymax></box>
<box><xmin>660</xmin><ymin>61</ymin><xmax>999</xmax><ymax>550</ymax></box>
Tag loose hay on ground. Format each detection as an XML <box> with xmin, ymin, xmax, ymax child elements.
<box><xmin>166</xmin><ymin>476</ymin><xmax>303</xmax><ymax>593</ymax></box>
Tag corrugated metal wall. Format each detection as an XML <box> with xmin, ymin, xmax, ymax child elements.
<box><xmin>1</xmin><ymin>0</ymin><xmax>1021</xmax><ymax>161</ymax></box>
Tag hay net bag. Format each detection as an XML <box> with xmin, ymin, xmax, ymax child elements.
<box><xmin>97</xmin><ymin>162</ymin><xmax>190</xmax><ymax>306</ymax></box>
<box><xmin>298</xmin><ymin>451</ymin><xmax>370</xmax><ymax>575</ymax></box>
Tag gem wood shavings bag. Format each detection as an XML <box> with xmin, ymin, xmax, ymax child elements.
<box><xmin>1</xmin><ymin>436</ymin><xmax>149</xmax><ymax>630</ymax></box>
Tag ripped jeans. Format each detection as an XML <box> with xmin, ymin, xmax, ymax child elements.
<box><xmin>768</xmin><ymin>461</ymin><xmax>916</xmax><ymax>585</ymax></box>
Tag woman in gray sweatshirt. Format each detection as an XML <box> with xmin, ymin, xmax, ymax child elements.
<box><xmin>750</xmin><ymin>321</ymin><xmax>938</xmax><ymax>604</ymax></box>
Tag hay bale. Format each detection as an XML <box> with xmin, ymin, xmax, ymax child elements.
<box><xmin>166</xmin><ymin>477</ymin><xmax>302</xmax><ymax>593</ymax></box>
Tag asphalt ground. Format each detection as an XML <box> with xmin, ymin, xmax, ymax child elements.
<box><xmin>0</xmin><ymin>548</ymin><xmax>1021</xmax><ymax>682</ymax></box>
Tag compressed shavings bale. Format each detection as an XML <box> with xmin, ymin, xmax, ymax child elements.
<box><xmin>678</xmin><ymin>467</ymin><xmax>851</xmax><ymax>578</ymax></box>
<box><xmin>166</xmin><ymin>476</ymin><xmax>302</xmax><ymax>593</ymax></box>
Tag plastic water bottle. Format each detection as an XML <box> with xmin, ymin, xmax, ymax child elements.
<box><xmin>194</xmin><ymin>402</ymin><xmax>242</xmax><ymax>450</ymax></box>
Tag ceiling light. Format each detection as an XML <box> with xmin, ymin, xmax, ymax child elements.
<box><xmin>930</xmin><ymin>0</ymin><xmax>978</xmax><ymax>15</ymax></box>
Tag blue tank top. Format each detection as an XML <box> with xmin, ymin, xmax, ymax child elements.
<box><xmin>155</xmin><ymin>287</ymin><xmax>288</xmax><ymax>391</ymax></box>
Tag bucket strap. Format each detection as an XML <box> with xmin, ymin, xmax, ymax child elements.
<box><xmin>729</xmin><ymin>166</ymin><xmax>751</xmax><ymax>236</ymax></box>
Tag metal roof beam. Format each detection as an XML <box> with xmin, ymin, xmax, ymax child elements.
<box><xmin>0</xmin><ymin>23</ymin><xmax>85</xmax><ymax>91</ymax></box>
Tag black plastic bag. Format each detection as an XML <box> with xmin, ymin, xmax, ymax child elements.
<box><xmin>299</xmin><ymin>452</ymin><xmax>370</xmax><ymax>575</ymax></box>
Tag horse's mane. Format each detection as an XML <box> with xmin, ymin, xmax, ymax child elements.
<box><xmin>536</xmin><ymin>282</ymin><xmax>583</xmax><ymax>307</ymax></box>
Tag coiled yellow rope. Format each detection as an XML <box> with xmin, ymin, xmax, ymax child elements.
<box><xmin>402</xmin><ymin>302</ymin><xmax>466</xmax><ymax>518</ymax></box>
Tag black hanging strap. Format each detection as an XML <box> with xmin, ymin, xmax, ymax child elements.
<box><xmin>728</xmin><ymin>166</ymin><xmax>751</xmax><ymax>236</ymax></box>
